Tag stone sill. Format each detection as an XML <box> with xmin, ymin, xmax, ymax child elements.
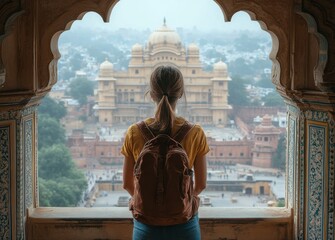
<box><xmin>28</xmin><ymin>207</ymin><xmax>292</xmax><ymax>223</ymax></box>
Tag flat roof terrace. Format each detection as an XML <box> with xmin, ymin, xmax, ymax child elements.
<box><xmin>96</xmin><ymin>125</ymin><xmax>245</xmax><ymax>142</ymax></box>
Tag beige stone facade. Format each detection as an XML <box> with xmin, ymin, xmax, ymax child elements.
<box><xmin>252</xmin><ymin>115</ymin><xmax>281</xmax><ymax>168</ymax></box>
<box><xmin>94</xmin><ymin>22</ymin><xmax>232</xmax><ymax>127</ymax></box>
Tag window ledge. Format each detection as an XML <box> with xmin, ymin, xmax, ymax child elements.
<box><xmin>28</xmin><ymin>207</ymin><xmax>292</xmax><ymax>223</ymax></box>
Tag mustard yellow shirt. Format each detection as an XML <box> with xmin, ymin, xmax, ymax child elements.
<box><xmin>121</xmin><ymin>117</ymin><xmax>209</xmax><ymax>168</ymax></box>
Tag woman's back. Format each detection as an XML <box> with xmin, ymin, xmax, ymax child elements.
<box><xmin>121</xmin><ymin>65</ymin><xmax>209</xmax><ymax>239</ymax></box>
<box><xmin>121</xmin><ymin>116</ymin><xmax>209</xmax><ymax>168</ymax></box>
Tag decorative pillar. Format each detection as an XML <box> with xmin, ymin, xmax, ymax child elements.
<box><xmin>286</xmin><ymin>104</ymin><xmax>300</xmax><ymax>238</ymax></box>
<box><xmin>288</xmin><ymin>103</ymin><xmax>335</xmax><ymax>240</ymax></box>
<box><xmin>300</xmin><ymin>110</ymin><xmax>334</xmax><ymax>240</ymax></box>
<box><xmin>0</xmin><ymin>106</ymin><xmax>37</xmax><ymax>240</ymax></box>
<box><xmin>0</xmin><ymin>0</ymin><xmax>119</xmax><ymax>239</ymax></box>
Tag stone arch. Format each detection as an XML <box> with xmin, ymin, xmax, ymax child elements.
<box><xmin>40</xmin><ymin>0</ymin><xmax>288</xmax><ymax>93</ymax></box>
<box><xmin>39</xmin><ymin>0</ymin><xmax>118</xmax><ymax>90</ymax></box>
<box><xmin>0</xmin><ymin>1</ymin><xmax>24</xmax><ymax>39</ymax></box>
<box><xmin>214</xmin><ymin>0</ymin><xmax>331</xmax><ymax>105</ymax></box>
<box><xmin>300</xmin><ymin>0</ymin><xmax>335</xmax><ymax>90</ymax></box>
<box><xmin>0</xmin><ymin>1</ymin><xmax>24</xmax><ymax>88</ymax></box>
<box><xmin>214</xmin><ymin>0</ymin><xmax>289</xmax><ymax>90</ymax></box>
<box><xmin>41</xmin><ymin>0</ymin><xmax>330</xmax><ymax>99</ymax></box>
<box><xmin>0</xmin><ymin>0</ymin><xmax>329</xmax><ymax>105</ymax></box>
<box><xmin>294</xmin><ymin>11</ymin><xmax>328</xmax><ymax>92</ymax></box>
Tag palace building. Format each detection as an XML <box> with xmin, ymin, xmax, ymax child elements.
<box><xmin>94</xmin><ymin>20</ymin><xmax>232</xmax><ymax>127</ymax></box>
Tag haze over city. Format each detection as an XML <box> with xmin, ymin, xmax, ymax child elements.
<box><xmin>70</xmin><ymin>0</ymin><xmax>263</xmax><ymax>32</ymax></box>
<box><xmin>35</xmin><ymin>0</ymin><xmax>287</xmax><ymax>209</ymax></box>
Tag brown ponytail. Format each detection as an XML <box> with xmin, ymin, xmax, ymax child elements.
<box><xmin>149</xmin><ymin>65</ymin><xmax>184</xmax><ymax>134</ymax></box>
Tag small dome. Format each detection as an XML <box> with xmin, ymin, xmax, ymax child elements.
<box><xmin>132</xmin><ymin>43</ymin><xmax>143</xmax><ymax>52</ymax></box>
<box><xmin>99</xmin><ymin>59</ymin><xmax>113</xmax><ymax>76</ymax></box>
<box><xmin>214</xmin><ymin>60</ymin><xmax>227</xmax><ymax>71</ymax></box>
<box><xmin>100</xmin><ymin>59</ymin><xmax>113</xmax><ymax>70</ymax></box>
<box><xmin>188</xmin><ymin>43</ymin><xmax>199</xmax><ymax>54</ymax></box>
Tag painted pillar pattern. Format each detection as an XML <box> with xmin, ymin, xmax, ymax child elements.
<box><xmin>0</xmin><ymin>107</ymin><xmax>36</xmax><ymax>240</ymax></box>
<box><xmin>0</xmin><ymin>125</ymin><xmax>12</xmax><ymax>239</ymax></box>
<box><xmin>301</xmin><ymin>110</ymin><xmax>335</xmax><ymax>240</ymax></box>
<box><xmin>298</xmin><ymin>110</ymin><xmax>306</xmax><ymax>240</ymax></box>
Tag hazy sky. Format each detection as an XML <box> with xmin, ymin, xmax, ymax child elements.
<box><xmin>72</xmin><ymin>0</ymin><xmax>262</xmax><ymax>32</ymax></box>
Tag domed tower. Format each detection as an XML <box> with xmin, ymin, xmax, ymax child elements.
<box><xmin>129</xmin><ymin>43</ymin><xmax>143</xmax><ymax>68</ymax></box>
<box><xmin>187</xmin><ymin>43</ymin><xmax>200</xmax><ymax>65</ymax></box>
<box><xmin>214</xmin><ymin>60</ymin><xmax>228</xmax><ymax>78</ymax></box>
<box><xmin>94</xmin><ymin>59</ymin><xmax>117</xmax><ymax>125</ymax></box>
<box><xmin>92</xmin><ymin>20</ymin><xmax>236</xmax><ymax>127</ymax></box>
<box><xmin>251</xmin><ymin>115</ymin><xmax>282</xmax><ymax>168</ymax></box>
<box><xmin>210</xmin><ymin>60</ymin><xmax>232</xmax><ymax>126</ymax></box>
<box><xmin>144</xmin><ymin>18</ymin><xmax>186</xmax><ymax>63</ymax></box>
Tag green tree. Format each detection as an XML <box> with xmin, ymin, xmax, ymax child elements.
<box><xmin>272</xmin><ymin>134</ymin><xmax>286</xmax><ymax>170</ymax></box>
<box><xmin>234</xmin><ymin>33</ymin><xmax>260</xmax><ymax>52</ymax></box>
<box><xmin>38</xmin><ymin>144</ymin><xmax>87</xmax><ymax>207</ymax></box>
<box><xmin>38</xmin><ymin>95</ymin><xmax>67</xmax><ymax>120</ymax></box>
<box><xmin>262</xmin><ymin>92</ymin><xmax>284</xmax><ymax>107</ymax></box>
<box><xmin>203</xmin><ymin>48</ymin><xmax>223</xmax><ymax>61</ymax></box>
<box><xmin>38</xmin><ymin>144</ymin><xmax>75</xmax><ymax>179</ymax></box>
<box><xmin>70</xmin><ymin>53</ymin><xmax>83</xmax><ymax>71</ymax></box>
<box><xmin>228</xmin><ymin>57</ymin><xmax>253</xmax><ymax>76</ymax></box>
<box><xmin>256</xmin><ymin>75</ymin><xmax>274</xmax><ymax>88</ymax></box>
<box><xmin>38</xmin><ymin>97</ymin><xmax>87</xmax><ymax>207</ymax></box>
<box><xmin>228</xmin><ymin>75</ymin><xmax>250</xmax><ymax>106</ymax></box>
<box><xmin>251</xmin><ymin>98</ymin><xmax>263</xmax><ymax>107</ymax></box>
<box><xmin>38</xmin><ymin>115</ymin><xmax>65</xmax><ymax>150</ymax></box>
<box><xmin>68</xmin><ymin>77</ymin><xmax>94</xmax><ymax>106</ymax></box>
<box><xmin>59</xmin><ymin>68</ymin><xmax>75</xmax><ymax>81</ymax></box>
<box><xmin>39</xmin><ymin>174</ymin><xmax>87</xmax><ymax>207</ymax></box>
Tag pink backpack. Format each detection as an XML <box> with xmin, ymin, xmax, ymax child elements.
<box><xmin>129</xmin><ymin>121</ymin><xmax>199</xmax><ymax>226</ymax></box>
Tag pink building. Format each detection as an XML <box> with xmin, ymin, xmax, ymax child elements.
<box><xmin>68</xmin><ymin>115</ymin><xmax>282</xmax><ymax>169</ymax></box>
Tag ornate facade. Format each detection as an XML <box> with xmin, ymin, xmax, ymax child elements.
<box><xmin>68</xmin><ymin>114</ymin><xmax>281</xmax><ymax>169</ymax></box>
<box><xmin>95</xmin><ymin>21</ymin><xmax>232</xmax><ymax>126</ymax></box>
<box><xmin>252</xmin><ymin>115</ymin><xmax>281</xmax><ymax>168</ymax></box>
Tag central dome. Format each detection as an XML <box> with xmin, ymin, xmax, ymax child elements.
<box><xmin>148</xmin><ymin>20</ymin><xmax>181</xmax><ymax>47</ymax></box>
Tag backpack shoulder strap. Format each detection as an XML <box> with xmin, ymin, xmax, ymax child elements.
<box><xmin>136</xmin><ymin>121</ymin><xmax>155</xmax><ymax>142</ymax></box>
<box><xmin>173</xmin><ymin>121</ymin><xmax>194</xmax><ymax>143</ymax></box>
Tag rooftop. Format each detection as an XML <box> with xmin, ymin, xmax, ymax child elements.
<box><xmin>96</xmin><ymin>125</ymin><xmax>246</xmax><ymax>142</ymax></box>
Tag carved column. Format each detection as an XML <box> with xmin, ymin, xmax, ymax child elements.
<box><xmin>291</xmin><ymin>0</ymin><xmax>335</xmax><ymax>238</ymax></box>
<box><xmin>285</xmin><ymin>104</ymin><xmax>299</xmax><ymax>236</ymax></box>
<box><xmin>288</xmin><ymin>106</ymin><xmax>335</xmax><ymax>240</ymax></box>
<box><xmin>0</xmin><ymin>1</ymin><xmax>119</xmax><ymax>239</ymax></box>
<box><xmin>0</xmin><ymin>105</ymin><xmax>37</xmax><ymax>240</ymax></box>
<box><xmin>0</xmin><ymin>1</ymin><xmax>34</xmax><ymax>239</ymax></box>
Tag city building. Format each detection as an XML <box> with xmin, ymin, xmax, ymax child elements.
<box><xmin>67</xmin><ymin>115</ymin><xmax>281</xmax><ymax>169</ymax></box>
<box><xmin>251</xmin><ymin>115</ymin><xmax>281</xmax><ymax>168</ymax></box>
<box><xmin>94</xmin><ymin>20</ymin><xmax>232</xmax><ymax>127</ymax></box>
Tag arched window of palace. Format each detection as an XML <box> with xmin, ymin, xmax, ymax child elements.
<box><xmin>38</xmin><ymin>0</ymin><xmax>286</xmax><ymax>208</ymax></box>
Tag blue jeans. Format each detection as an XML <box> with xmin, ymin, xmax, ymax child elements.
<box><xmin>133</xmin><ymin>214</ymin><xmax>201</xmax><ymax>240</ymax></box>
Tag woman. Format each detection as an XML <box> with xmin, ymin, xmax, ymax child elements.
<box><xmin>121</xmin><ymin>65</ymin><xmax>209</xmax><ymax>240</ymax></box>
